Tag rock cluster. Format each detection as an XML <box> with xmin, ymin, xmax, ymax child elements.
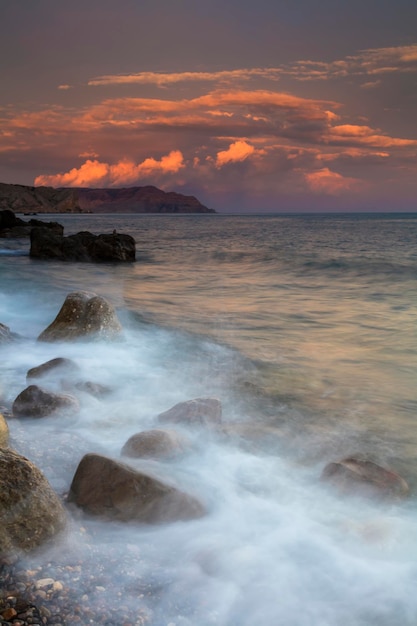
<box><xmin>30</xmin><ymin>228</ymin><xmax>136</xmax><ymax>262</ymax></box>
<box><xmin>0</xmin><ymin>208</ymin><xmax>136</xmax><ymax>262</ymax></box>
<box><xmin>0</xmin><ymin>209</ymin><xmax>63</xmax><ymax>238</ymax></box>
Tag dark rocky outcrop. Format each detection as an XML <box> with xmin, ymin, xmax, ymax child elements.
<box><xmin>67</xmin><ymin>453</ymin><xmax>205</xmax><ymax>523</ymax></box>
<box><xmin>121</xmin><ymin>428</ymin><xmax>191</xmax><ymax>460</ymax></box>
<box><xmin>0</xmin><ymin>209</ymin><xmax>63</xmax><ymax>238</ymax></box>
<box><xmin>0</xmin><ymin>448</ymin><xmax>67</xmax><ymax>555</ymax></box>
<box><xmin>30</xmin><ymin>228</ymin><xmax>136</xmax><ymax>262</ymax></box>
<box><xmin>12</xmin><ymin>385</ymin><xmax>80</xmax><ymax>419</ymax></box>
<box><xmin>0</xmin><ymin>182</ymin><xmax>215</xmax><ymax>214</ymax></box>
<box><xmin>37</xmin><ymin>291</ymin><xmax>122</xmax><ymax>342</ymax></box>
<box><xmin>321</xmin><ymin>457</ymin><xmax>409</xmax><ymax>500</ymax></box>
<box><xmin>26</xmin><ymin>357</ymin><xmax>80</xmax><ymax>382</ymax></box>
<box><xmin>157</xmin><ymin>397</ymin><xmax>222</xmax><ymax>427</ymax></box>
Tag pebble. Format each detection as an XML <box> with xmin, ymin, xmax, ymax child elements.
<box><xmin>0</xmin><ymin>557</ymin><xmax>153</xmax><ymax>626</ymax></box>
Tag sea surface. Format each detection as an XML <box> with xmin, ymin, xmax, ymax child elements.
<box><xmin>1</xmin><ymin>212</ymin><xmax>417</xmax><ymax>625</ymax></box>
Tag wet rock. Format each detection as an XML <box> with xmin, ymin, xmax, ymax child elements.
<box><xmin>12</xmin><ymin>385</ymin><xmax>79</xmax><ymax>418</ymax></box>
<box><xmin>157</xmin><ymin>397</ymin><xmax>222</xmax><ymax>427</ymax></box>
<box><xmin>26</xmin><ymin>357</ymin><xmax>80</xmax><ymax>381</ymax></box>
<box><xmin>0</xmin><ymin>448</ymin><xmax>67</xmax><ymax>555</ymax></box>
<box><xmin>37</xmin><ymin>291</ymin><xmax>122</xmax><ymax>342</ymax></box>
<box><xmin>321</xmin><ymin>457</ymin><xmax>409</xmax><ymax>500</ymax></box>
<box><xmin>0</xmin><ymin>322</ymin><xmax>15</xmax><ymax>344</ymax></box>
<box><xmin>29</xmin><ymin>227</ymin><xmax>136</xmax><ymax>262</ymax></box>
<box><xmin>121</xmin><ymin>428</ymin><xmax>191</xmax><ymax>460</ymax></box>
<box><xmin>0</xmin><ymin>412</ymin><xmax>9</xmax><ymax>447</ymax></box>
<box><xmin>68</xmin><ymin>453</ymin><xmax>205</xmax><ymax>523</ymax></box>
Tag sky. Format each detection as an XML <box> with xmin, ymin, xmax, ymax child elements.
<box><xmin>0</xmin><ymin>0</ymin><xmax>416</xmax><ymax>213</ymax></box>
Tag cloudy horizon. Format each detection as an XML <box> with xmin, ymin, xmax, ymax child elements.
<box><xmin>1</xmin><ymin>0</ymin><xmax>416</xmax><ymax>212</ymax></box>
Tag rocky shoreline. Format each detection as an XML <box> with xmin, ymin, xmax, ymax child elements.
<box><xmin>1</xmin><ymin>291</ymin><xmax>411</xmax><ymax>625</ymax></box>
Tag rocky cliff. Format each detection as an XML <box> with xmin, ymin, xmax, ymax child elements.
<box><xmin>0</xmin><ymin>182</ymin><xmax>215</xmax><ymax>214</ymax></box>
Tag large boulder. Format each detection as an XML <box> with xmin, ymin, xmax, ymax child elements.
<box><xmin>37</xmin><ymin>291</ymin><xmax>123</xmax><ymax>342</ymax></box>
<box><xmin>68</xmin><ymin>453</ymin><xmax>205</xmax><ymax>523</ymax></box>
<box><xmin>0</xmin><ymin>412</ymin><xmax>8</xmax><ymax>447</ymax></box>
<box><xmin>0</xmin><ymin>448</ymin><xmax>67</xmax><ymax>555</ymax></box>
<box><xmin>12</xmin><ymin>385</ymin><xmax>80</xmax><ymax>418</ymax></box>
<box><xmin>321</xmin><ymin>457</ymin><xmax>409</xmax><ymax>500</ymax></box>
<box><xmin>30</xmin><ymin>228</ymin><xmax>136</xmax><ymax>262</ymax></box>
<box><xmin>157</xmin><ymin>397</ymin><xmax>222</xmax><ymax>427</ymax></box>
<box><xmin>121</xmin><ymin>428</ymin><xmax>191</xmax><ymax>460</ymax></box>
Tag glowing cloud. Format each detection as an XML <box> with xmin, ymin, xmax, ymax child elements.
<box><xmin>304</xmin><ymin>168</ymin><xmax>357</xmax><ymax>195</ymax></box>
<box><xmin>88</xmin><ymin>68</ymin><xmax>282</xmax><ymax>87</ymax></box>
<box><xmin>216</xmin><ymin>141</ymin><xmax>256</xmax><ymax>167</ymax></box>
<box><xmin>34</xmin><ymin>151</ymin><xmax>185</xmax><ymax>187</ymax></box>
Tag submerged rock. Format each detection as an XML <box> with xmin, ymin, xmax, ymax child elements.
<box><xmin>0</xmin><ymin>448</ymin><xmax>67</xmax><ymax>555</ymax></box>
<box><xmin>12</xmin><ymin>385</ymin><xmax>80</xmax><ymax>418</ymax></box>
<box><xmin>321</xmin><ymin>457</ymin><xmax>409</xmax><ymax>500</ymax></box>
<box><xmin>68</xmin><ymin>453</ymin><xmax>205</xmax><ymax>523</ymax></box>
<box><xmin>121</xmin><ymin>428</ymin><xmax>191</xmax><ymax>460</ymax></box>
<box><xmin>157</xmin><ymin>397</ymin><xmax>222</xmax><ymax>427</ymax></box>
<box><xmin>0</xmin><ymin>322</ymin><xmax>17</xmax><ymax>344</ymax></box>
<box><xmin>37</xmin><ymin>291</ymin><xmax>122</xmax><ymax>342</ymax></box>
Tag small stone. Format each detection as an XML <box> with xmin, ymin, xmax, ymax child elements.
<box><xmin>35</xmin><ymin>577</ymin><xmax>55</xmax><ymax>588</ymax></box>
<box><xmin>1</xmin><ymin>607</ymin><xmax>17</xmax><ymax>620</ymax></box>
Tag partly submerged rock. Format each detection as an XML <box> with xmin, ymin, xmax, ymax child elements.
<box><xmin>37</xmin><ymin>291</ymin><xmax>122</xmax><ymax>342</ymax></box>
<box><xmin>321</xmin><ymin>457</ymin><xmax>409</xmax><ymax>500</ymax></box>
<box><xmin>12</xmin><ymin>385</ymin><xmax>80</xmax><ymax>418</ymax></box>
<box><xmin>157</xmin><ymin>398</ymin><xmax>222</xmax><ymax>427</ymax></box>
<box><xmin>0</xmin><ymin>448</ymin><xmax>67</xmax><ymax>555</ymax></box>
<box><xmin>0</xmin><ymin>322</ymin><xmax>17</xmax><ymax>344</ymax></box>
<box><xmin>121</xmin><ymin>428</ymin><xmax>190</xmax><ymax>460</ymax></box>
<box><xmin>26</xmin><ymin>357</ymin><xmax>80</xmax><ymax>381</ymax></box>
<box><xmin>68</xmin><ymin>453</ymin><xmax>205</xmax><ymax>523</ymax></box>
<box><xmin>30</xmin><ymin>228</ymin><xmax>136</xmax><ymax>262</ymax></box>
<box><xmin>0</xmin><ymin>209</ymin><xmax>63</xmax><ymax>238</ymax></box>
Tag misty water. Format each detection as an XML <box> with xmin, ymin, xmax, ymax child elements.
<box><xmin>1</xmin><ymin>212</ymin><xmax>417</xmax><ymax>625</ymax></box>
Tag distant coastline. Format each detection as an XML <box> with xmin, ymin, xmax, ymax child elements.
<box><xmin>0</xmin><ymin>182</ymin><xmax>216</xmax><ymax>215</ymax></box>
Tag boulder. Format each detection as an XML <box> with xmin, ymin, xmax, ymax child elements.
<box><xmin>67</xmin><ymin>453</ymin><xmax>205</xmax><ymax>523</ymax></box>
<box><xmin>29</xmin><ymin>228</ymin><xmax>136</xmax><ymax>262</ymax></box>
<box><xmin>0</xmin><ymin>448</ymin><xmax>67</xmax><ymax>555</ymax></box>
<box><xmin>321</xmin><ymin>457</ymin><xmax>409</xmax><ymax>500</ymax></box>
<box><xmin>26</xmin><ymin>357</ymin><xmax>80</xmax><ymax>381</ymax></box>
<box><xmin>12</xmin><ymin>385</ymin><xmax>80</xmax><ymax>418</ymax></box>
<box><xmin>157</xmin><ymin>397</ymin><xmax>222</xmax><ymax>427</ymax></box>
<box><xmin>121</xmin><ymin>428</ymin><xmax>191</xmax><ymax>460</ymax></box>
<box><xmin>37</xmin><ymin>291</ymin><xmax>122</xmax><ymax>342</ymax></box>
<box><xmin>0</xmin><ymin>412</ymin><xmax>9</xmax><ymax>447</ymax></box>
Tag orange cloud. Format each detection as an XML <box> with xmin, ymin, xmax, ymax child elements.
<box><xmin>88</xmin><ymin>68</ymin><xmax>282</xmax><ymax>87</ymax></box>
<box><xmin>215</xmin><ymin>140</ymin><xmax>256</xmax><ymax>167</ymax></box>
<box><xmin>34</xmin><ymin>151</ymin><xmax>184</xmax><ymax>187</ymax></box>
<box><xmin>327</xmin><ymin>124</ymin><xmax>417</xmax><ymax>148</ymax></box>
<box><xmin>304</xmin><ymin>168</ymin><xmax>357</xmax><ymax>195</ymax></box>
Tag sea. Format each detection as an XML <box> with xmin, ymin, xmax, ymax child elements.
<box><xmin>1</xmin><ymin>212</ymin><xmax>417</xmax><ymax>625</ymax></box>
